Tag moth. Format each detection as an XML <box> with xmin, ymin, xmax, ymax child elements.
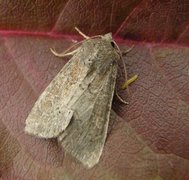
<box><xmin>25</xmin><ymin>28</ymin><xmax>136</xmax><ymax>168</ymax></box>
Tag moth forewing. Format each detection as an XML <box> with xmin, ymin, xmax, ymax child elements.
<box><xmin>58</xmin><ymin>63</ymin><xmax>118</xmax><ymax>168</ymax></box>
<box><xmin>25</xmin><ymin>46</ymin><xmax>89</xmax><ymax>138</ymax></box>
<box><xmin>25</xmin><ymin>33</ymin><xmax>121</xmax><ymax>168</ymax></box>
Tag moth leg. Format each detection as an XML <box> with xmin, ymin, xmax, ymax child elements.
<box><xmin>122</xmin><ymin>45</ymin><xmax>135</xmax><ymax>56</ymax></box>
<box><xmin>121</xmin><ymin>74</ymin><xmax>138</xmax><ymax>89</ymax></box>
<box><xmin>120</xmin><ymin>45</ymin><xmax>135</xmax><ymax>90</ymax></box>
<box><xmin>116</xmin><ymin>74</ymin><xmax>138</xmax><ymax>104</ymax></box>
<box><xmin>75</xmin><ymin>27</ymin><xmax>90</xmax><ymax>39</ymax></box>
<box><xmin>116</xmin><ymin>90</ymin><xmax>129</xmax><ymax>104</ymax></box>
<box><xmin>50</xmin><ymin>48</ymin><xmax>78</xmax><ymax>57</ymax></box>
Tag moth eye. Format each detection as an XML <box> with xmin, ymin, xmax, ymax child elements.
<box><xmin>111</xmin><ymin>41</ymin><xmax>115</xmax><ymax>48</ymax></box>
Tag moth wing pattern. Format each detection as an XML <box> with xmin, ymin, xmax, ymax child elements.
<box><xmin>25</xmin><ymin>50</ymin><xmax>88</xmax><ymax>138</ymax></box>
<box><xmin>58</xmin><ymin>62</ymin><xmax>117</xmax><ymax>168</ymax></box>
<box><xmin>25</xmin><ymin>34</ymin><xmax>121</xmax><ymax>168</ymax></box>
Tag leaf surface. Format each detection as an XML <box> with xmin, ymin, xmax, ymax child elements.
<box><xmin>0</xmin><ymin>1</ymin><xmax>189</xmax><ymax>179</ymax></box>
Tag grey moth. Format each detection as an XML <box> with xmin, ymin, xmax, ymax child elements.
<box><xmin>25</xmin><ymin>29</ymin><xmax>124</xmax><ymax>168</ymax></box>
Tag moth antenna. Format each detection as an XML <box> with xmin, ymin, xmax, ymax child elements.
<box><xmin>75</xmin><ymin>27</ymin><xmax>90</xmax><ymax>39</ymax></box>
<box><xmin>75</xmin><ymin>27</ymin><xmax>104</xmax><ymax>40</ymax></box>
<box><xmin>50</xmin><ymin>48</ymin><xmax>78</xmax><ymax>57</ymax></box>
<box><xmin>50</xmin><ymin>29</ymin><xmax>104</xmax><ymax>57</ymax></box>
<box><xmin>50</xmin><ymin>40</ymin><xmax>85</xmax><ymax>58</ymax></box>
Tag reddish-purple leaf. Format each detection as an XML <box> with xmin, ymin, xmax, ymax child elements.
<box><xmin>0</xmin><ymin>0</ymin><xmax>189</xmax><ymax>179</ymax></box>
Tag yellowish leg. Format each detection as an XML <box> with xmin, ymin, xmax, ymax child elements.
<box><xmin>120</xmin><ymin>45</ymin><xmax>135</xmax><ymax>90</ymax></box>
<box><xmin>116</xmin><ymin>75</ymin><xmax>138</xmax><ymax>104</ymax></box>
<box><xmin>121</xmin><ymin>74</ymin><xmax>138</xmax><ymax>89</ymax></box>
<box><xmin>116</xmin><ymin>45</ymin><xmax>137</xmax><ymax>104</ymax></box>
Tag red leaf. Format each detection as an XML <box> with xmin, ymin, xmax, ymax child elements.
<box><xmin>0</xmin><ymin>1</ymin><xmax>189</xmax><ymax>179</ymax></box>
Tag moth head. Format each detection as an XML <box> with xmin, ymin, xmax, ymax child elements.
<box><xmin>101</xmin><ymin>33</ymin><xmax>122</xmax><ymax>57</ymax></box>
<box><xmin>101</xmin><ymin>33</ymin><xmax>113</xmax><ymax>41</ymax></box>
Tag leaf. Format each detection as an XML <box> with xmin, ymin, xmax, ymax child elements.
<box><xmin>0</xmin><ymin>0</ymin><xmax>189</xmax><ymax>180</ymax></box>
